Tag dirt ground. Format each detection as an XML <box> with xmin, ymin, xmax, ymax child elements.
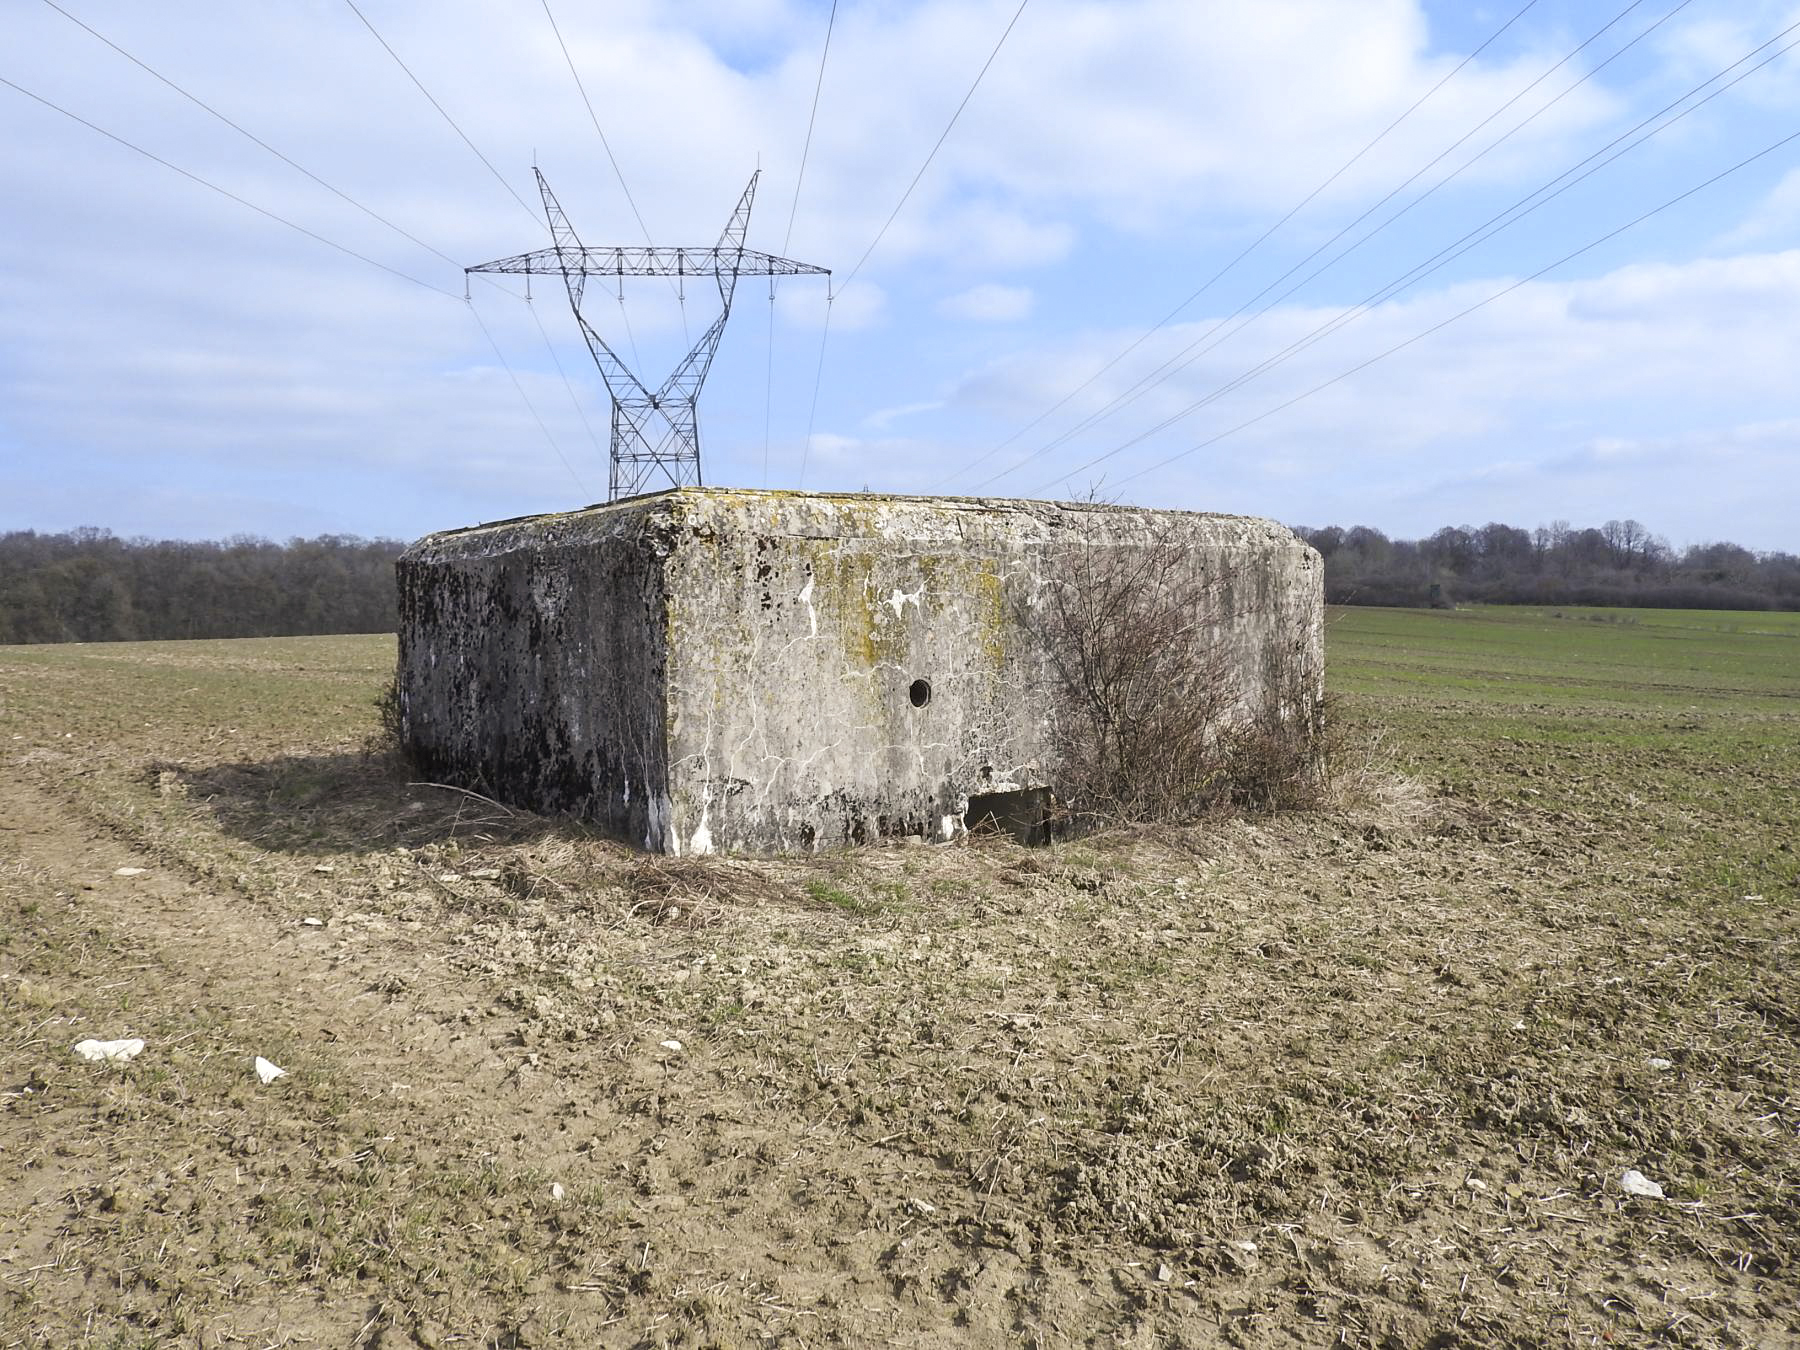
<box><xmin>1</xmin><ymin>630</ymin><xmax>1796</xmax><ymax>1348</ymax></box>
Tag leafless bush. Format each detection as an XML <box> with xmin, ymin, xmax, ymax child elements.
<box><xmin>366</xmin><ymin>664</ymin><xmax>413</xmax><ymax>769</ymax></box>
<box><xmin>1204</xmin><ymin>643</ymin><xmax>1331</xmax><ymax>813</ymax></box>
<box><xmin>1023</xmin><ymin>511</ymin><xmax>1324</xmax><ymax>831</ymax></box>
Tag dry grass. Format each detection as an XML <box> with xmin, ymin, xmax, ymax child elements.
<box><xmin>1</xmin><ymin>626</ymin><xmax>1796</xmax><ymax>1348</ymax></box>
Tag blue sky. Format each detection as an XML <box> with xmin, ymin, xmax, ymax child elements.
<box><xmin>3</xmin><ymin>0</ymin><xmax>1798</xmax><ymax>549</ymax></box>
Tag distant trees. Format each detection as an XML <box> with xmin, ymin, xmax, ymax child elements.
<box><xmin>2</xmin><ymin>515</ymin><xmax>1794</xmax><ymax>647</ymax></box>
<box><xmin>1297</xmin><ymin>519</ymin><xmax>1800</xmax><ymax>611</ymax></box>
<box><xmin>0</xmin><ymin>529</ymin><xmax>404</xmax><ymax>643</ymax></box>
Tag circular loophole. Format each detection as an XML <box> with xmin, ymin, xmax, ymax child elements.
<box><xmin>908</xmin><ymin>678</ymin><xmax>932</xmax><ymax>708</ymax></box>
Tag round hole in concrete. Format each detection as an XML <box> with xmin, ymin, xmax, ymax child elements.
<box><xmin>908</xmin><ymin>678</ymin><xmax>932</xmax><ymax>708</ymax></box>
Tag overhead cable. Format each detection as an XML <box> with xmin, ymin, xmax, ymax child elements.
<box><xmin>538</xmin><ymin>0</ymin><xmax>687</xmax><ymax>339</ymax></box>
<box><xmin>1009</xmin><ymin>12</ymin><xmax>1800</xmax><ymax>494</ymax></box>
<box><xmin>468</xmin><ymin>298</ymin><xmax>592</xmax><ymax>497</ymax></box>
<box><xmin>797</xmin><ymin>297</ymin><xmax>835</xmax><ymax>488</ymax></box>
<box><xmin>3</xmin><ymin>71</ymin><xmax>598</xmax><ymax>484</ymax></box>
<box><xmin>770</xmin><ymin>0</ymin><xmax>840</xmax><ymax>485</ymax></box>
<box><xmin>40</xmin><ymin>0</ymin><xmax>468</xmax><ymax>274</ymax></box>
<box><xmin>37</xmin><ymin>0</ymin><xmax>602</xmax><ymax>463</ymax></box>
<box><xmin>932</xmin><ymin>0</ymin><xmax>1546</xmax><ymax>489</ymax></box>
<box><xmin>342</xmin><ymin>0</ymin><xmax>541</xmax><ymax>225</ymax></box>
<box><xmin>837</xmin><ymin>0</ymin><xmax>1031</xmax><ymax>293</ymax></box>
<box><xmin>526</xmin><ymin>296</ymin><xmax>608</xmax><ymax>459</ymax></box>
<box><xmin>975</xmin><ymin>0</ymin><xmax>1677</xmax><ymax>490</ymax></box>
<box><xmin>1075</xmin><ymin>126</ymin><xmax>1800</xmax><ymax>497</ymax></box>
<box><xmin>540</xmin><ymin>0</ymin><xmax>658</xmax><ymax>251</ymax></box>
<box><xmin>783</xmin><ymin>0</ymin><xmax>839</xmax><ymax>255</ymax></box>
<box><xmin>0</xmin><ymin>73</ymin><xmax>458</xmax><ymax>299</ymax></box>
<box><xmin>803</xmin><ymin>0</ymin><xmax>1027</xmax><ymax>490</ymax></box>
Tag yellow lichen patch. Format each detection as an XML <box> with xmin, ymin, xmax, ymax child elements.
<box><xmin>971</xmin><ymin>564</ymin><xmax>1009</xmax><ymax>672</ymax></box>
<box><xmin>804</xmin><ymin>540</ymin><xmax>879</xmax><ymax>672</ymax></box>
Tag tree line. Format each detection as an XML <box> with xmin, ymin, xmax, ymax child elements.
<box><xmin>0</xmin><ymin>528</ymin><xmax>404</xmax><ymax>644</ymax></box>
<box><xmin>1294</xmin><ymin>519</ymin><xmax>1800</xmax><ymax>611</ymax></box>
<box><xmin>2</xmin><ymin>517</ymin><xmax>1797</xmax><ymax>646</ymax></box>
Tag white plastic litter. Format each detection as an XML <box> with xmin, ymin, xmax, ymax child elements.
<box><xmin>254</xmin><ymin>1056</ymin><xmax>287</xmax><ymax>1085</ymax></box>
<box><xmin>550</xmin><ymin>1182</ymin><xmax>566</xmax><ymax>1202</ymax></box>
<box><xmin>300</xmin><ymin>917</ymin><xmax>324</xmax><ymax>927</ymax></box>
<box><xmin>113</xmin><ymin>867</ymin><xmax>147</xmax><ymax>878</ymax></box>
<box><xmin>1620</xmin><ymin>1169</ymin><xmax>1664</xmax><ymax>1199</ymax></box>
<box><xmin>74</xmin><ymin>1037</ymin><xmax>144</xmax><ymax>1063</ymax></box>
<box><xmin>1648</xmin><ymin>1057</ymin><xmax>1674</xmax><ymax>1071</ymax></box>
<box><xmin>659</xmin><ymin>1039</ymin><xmax>683</xmax><ymax>1052</ymax></box>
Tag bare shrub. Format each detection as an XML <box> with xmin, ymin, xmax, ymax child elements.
<box><xmin>1206</xmin><ymin>650</ymin><xmax>1330</xmax><ymax>813</ymax></box>
<box><xmin>366</xmin><ymin>664</ymin><xmax>414</xmax><ymax>769</ymax></box>
<box><xmin>1023</xmin><ymin>510</ymin><xmax>1324</xmax><ymax>830</ymax></box>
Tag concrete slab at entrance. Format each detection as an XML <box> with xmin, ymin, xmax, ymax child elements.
<box><xmin>396</xmin><ymin>488</ymin><xmax>1322</xmax><ymax>854</ymax></box>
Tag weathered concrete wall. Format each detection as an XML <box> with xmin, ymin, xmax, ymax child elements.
<box><xmin>396</xmin><ymin>505</ymin><xmax>676</xmax><ymax>849</ymax></box>
<box><xmin>397</xmin><ymin>488</ymin><xmax>1322</xmax><ymax>854</ymax></box>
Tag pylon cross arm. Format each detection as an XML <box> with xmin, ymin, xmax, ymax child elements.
<box><xmin>468</xmin><ymin>168</ymin><xmax>829</xmax><ymax>501</ymax></box>
<box><xmin>467</xmin><ymin>245</ymin><xmax>828</xmax><ymax>278</ymax></box>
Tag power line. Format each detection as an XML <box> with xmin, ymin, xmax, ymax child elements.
<box><xmin>537</xmin><ymin>0</ymin><xmax>687</xmax><ymax>341</ymax></box>
<box><xmin>770</xmin><ymin>0</ymin><xmax>840</xmax><ymax>486</ymax></box>
<box><xmin>799</xmin><ymin>0</ymin><xmax>1026</xmax><ymax>490</ymax></box>
<box><xmin>838</xmin><ymin>0</ymin><xmax>1031</xmax><ymax>293</ymax></box>
<box><xmin>34</xmin><ymin>0</ymin><xmax>611</xmax><ymax>477</ymax></box>
<box><xmin>972</xmin><ymin>0</ymin><xmax>1687</xmax><ymax>490</ymax></box>
<box><xmin>40</xmin><ymin>0</ymin><xmax>562</xmax><ymax>322</ymax></box>
<box><xmin>5</xmin><ymin>66</ymin><xmax>596</xmax><ymax>492</ymax></box>
<box><xmin>932</xmin><ymin>0</ymin><xmax>1546</xmax><ymax>490</ymax></box>
<box><xmin>1097</xmin><ymin>124</ymin><xmax>1800</xmax><ymax>494</ymax></box>
<box><xmin>1076</xmin><ymin>0</ymin><xmax>1690</xmax><ymax>455</ymax></box>
<box><xmin>783</xmin><ymin>0</ymin><xmax>839</xmax><ymax>255</ymax></box>
<box><xmin>0</xmin><ymin>72</ymin><xmax>458</xmax><ymax>299</ymax></box>
<box><xmin>763</xmin><ymin>282</ymin><xmax>777</xmax><ymax>487</ymax></box>
<box><xmin>342</xmin><ymin>0</ymin><xmax>540</xmax><ymax>225</ymax></box>
<box><xmin>539</xmin><ymin>0</ymin><xmax>659</xmax><ymax>251</ymax></box>
<box><xmin>468</xmin><ymin>297</ymin><xmax>591</xmax><ymax>498</ymax></box>
<box><xmin>37</xmin><ymin>0</ymin><xmax>561</xmax><ymax>325</ymax></box>
<box><xmin>797</xmin><ymin>296</ymin><xmax>835</xmax><ymax>488</ymax></box>
<box><xmin>337</xmin><ymin>0</ymin><xmax>625</xmax><ymax>475</ymax></box>
<box><xmin>40</xmin><ymin>0</ymin><xmax>470</xmax><ymax>276</ymax></box>
<box><xmin>1000</xmin><ymin>0</ymin><xmax>1671</xmax><ymax>485</ymax></box>
<box><xmin>1012</xmin><ymin>10</ymin><xmax>1799</xmax><ymax>494</ymax></box>
<box><xmin>525</xmin><ymin>293</ymin><xmax>607</xmax><ymax>459</ymax></box>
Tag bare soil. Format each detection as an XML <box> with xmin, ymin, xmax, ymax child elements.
<box><xmin>1</xmin><ymin>632</ymin><xmax>1795</xmax><ymax>1348</ymax></box>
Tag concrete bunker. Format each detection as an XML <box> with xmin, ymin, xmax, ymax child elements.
<box><xmin>396</xmin><ymin>487</ymin><xmax>1323</xmax><ymax>855</ymax></box>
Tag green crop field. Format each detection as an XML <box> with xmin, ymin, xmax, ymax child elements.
<box><xmin>1330</xmin><ymin>604</ymin><xmax>1800</xmax><ymax>911</ymax></box>
<box><xmin>1331</xmin><ymin>604</ymin><xmax>1800</xmax><ymax>709</ymax></box>
<box><xmin>2</xmin><ymin>609</ymin><xmax>1795</xmax><ymax>1347</ymax></box>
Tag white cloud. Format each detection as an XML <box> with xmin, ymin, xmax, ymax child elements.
<box><xmin>2</xmin><ymin>0</ymin><xmax>1796</xmax><ymax>545</ymax></box>
<box><xmin>1720</xmin><ymin>166</ymin><xmax>1800</xmax><ymax>247</ymax></box>
<box><xmin>863</xmin><ymin>401</ymin><xmax>944</xmax><ymax>432</ymax></box>
<box><xmin>937</xmin><ymin>283</ymin><xmax>1033</xmax><ymax>322</ymax></box>
<box><xmin>774</xmin><ymin>278</ymin><xmax>885</xmax><ymax>332</ymax></box>
<box><xmin>933</xmin><ymin>250</ymin><xmax>1800</xmax><ymax>547</ymax></box>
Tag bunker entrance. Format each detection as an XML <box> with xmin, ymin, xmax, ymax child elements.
<box><xmin>965</xmin><ymin>787</ymin><xmax>1051</xmax><ymax>846</ymax></box>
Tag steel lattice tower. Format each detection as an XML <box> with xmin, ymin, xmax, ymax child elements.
<box><xmin>468</xmin><ymin>170</ymin><xmax>830</xmax><ymax>500</ymax></box>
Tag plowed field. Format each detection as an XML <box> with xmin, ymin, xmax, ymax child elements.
<box><xmin>3</xmin><ymin>606</ymin><xmax>1795</xmax><ymax>1347</ymax></box>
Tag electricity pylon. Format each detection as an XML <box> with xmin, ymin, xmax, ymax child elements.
<box><xmin>468</xmin><ymin>170</ymin><xmax>830</xmax><ymax>500</ymax></box>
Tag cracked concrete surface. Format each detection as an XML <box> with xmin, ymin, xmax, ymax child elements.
<box><xmin>397</xmin><ymin>488</ymin><xmax>1321</xmax><ymax>854</ymax></box>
